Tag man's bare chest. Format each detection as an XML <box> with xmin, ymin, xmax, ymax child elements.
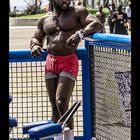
<box><xmin>43</xmin><ymin>13</ymin><xmax>78</xmax><ymax>35</ymax></box>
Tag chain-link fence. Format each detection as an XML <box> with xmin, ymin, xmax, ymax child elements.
<box><xmin>9</xmin><ymin>33</ymin><xmax>131</xmax><ymax>140</ymax></box>
<box><xmin>9</xmin><ymin>60</ymin><xmax>84</xmax><ymax>139</ymax></box>
<box><xmin>88</xmin><ymin>34</ymin><xmax>131</xmax><ymax>140</ymax></box>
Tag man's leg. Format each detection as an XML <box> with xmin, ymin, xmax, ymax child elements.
<box><xmin>63</xmin><ymin>128</ymin><xmax>74</xmax><ymax>140</ymax></box>
<box><xmin>46</xmin><ymin>78</ymin><xmax>64</xmax><ymax>140</ymax></box>
<box><xmin>56</xmin><ymin>76</ymin><xmax>75</xmax><ymax>140</ymax></box>
<box><xmin>45</xmin><ymin>78</ymin><xmax>60</xmax><ymax>123</ymax></box>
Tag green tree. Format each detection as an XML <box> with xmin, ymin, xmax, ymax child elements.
<box><xmin>23</xmin><ymin>0</ymin><xmax>43</xmax><ymax>14</ymax></box>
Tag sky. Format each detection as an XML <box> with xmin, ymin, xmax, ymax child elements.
<box><xmin>10</xmin><ymin>0</ymin><xmax>49</xmax><ymax>11</ymax></box>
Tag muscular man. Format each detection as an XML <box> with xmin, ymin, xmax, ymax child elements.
<box><xmin>95</xmin><ymin>5</ymin><xmax>106</xmax><ymax>33</ymax></box>
<box><xmin>30</xmin><ymin>0</ymin><xmax>102</xmax><ymax>139</ymax></box>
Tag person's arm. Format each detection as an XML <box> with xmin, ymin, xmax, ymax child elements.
<box><xmin>77</xmin><ymin>6</ymin><xmax>103</xmax><ymax>36</ymax></box>
<box><xmin>66</xmin><ymin>6</ymin><xmax>102</xmax><ymax>48</ymax></box>
<box><xmin>30</xmin><ymin>16</ymin><xmax>47</xmax><ymax>57</ymax></box>
<box><xmin>111</xmin><ymin>12</ymin><xmax>117</xmax><ymax>23</ymax></box>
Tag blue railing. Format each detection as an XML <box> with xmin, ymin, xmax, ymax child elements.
<box><xmin>9</xmin><ymin>33</ymin><xmax>131</xmax><ymax>140</ymax></box>
<box><xmin>9</xmin><ymin>47</ymin><xmax>91</xmax><ymax>140</ymax></box>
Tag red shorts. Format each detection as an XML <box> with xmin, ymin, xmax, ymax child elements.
<box><xmin>45</xmin><ymin>53</ymin><xmax>79</xmax><ymax>81</ymax></box>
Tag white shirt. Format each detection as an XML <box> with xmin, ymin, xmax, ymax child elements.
<box><xmin>125</xmin><ymin>6</ymin><xmax>131</xmax><ymax>18</ymax></box>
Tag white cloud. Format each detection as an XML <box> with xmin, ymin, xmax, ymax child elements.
<box><xmin>10</xmin><ymin>0</ymin><xmax>48</xmax><ymax>11</ymax></box>
<box><xmin>10</xmin><ymin>0</ymin><xmax>26</xmax><ymax>6</ymax></box>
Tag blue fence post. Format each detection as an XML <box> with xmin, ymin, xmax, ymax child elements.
<box><xmin>81</xmin><ymin>39</ymin><xmax>92</xmax><ymax>140</ymax></box>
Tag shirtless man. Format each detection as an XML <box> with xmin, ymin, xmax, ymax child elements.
<box><xmin>95</xmin><ymin>5</ymin><xmax>106</xmax><ymax>32</ymax></box>
<box><xmin>30</xmin><ymin>0</ymin><xmax>102</xmax><ymax>139</ymax></box>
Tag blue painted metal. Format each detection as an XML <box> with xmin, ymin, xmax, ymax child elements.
<box><xmin>84</xmin><ymin>33</ymin><xmax>131</xmax><ymax>51</ymax></box>
<box><xmin>9</xmin><ymin>47</ymin><xmax>90</xmax><ymax>140</ymax></box>
<box><xmin>9</xmin><ymin>48</ymin><xmax>87</xmax><ymax>62</ymax></box>
<box><xmin>81</xmin><ymin>49</ymin><xmax>92</xmax><ymax>140</ymax></box>
<box><xmin>9</xmin><ymin>33</ymin><xmax>131</xmax><ymax>140</ymax></box>
<box><xmin>9</xmin><ymin>49</ymin><xmax>47</xmax><ymax>62</ymax></box>
<box><xmin>92</xmin><ymin>33</ymin><xmax>131</xmax><ymax>44</ymax></box>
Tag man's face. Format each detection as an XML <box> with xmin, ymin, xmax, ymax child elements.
<box><xmin>53</xmin><ymin>0</ymin><xmax>71</xmax><ymax>10</ymax></box>
<box><xmin>99</xmin><ymin>6</ymin><xmax>102</xmax><ymax>11</ymax></box>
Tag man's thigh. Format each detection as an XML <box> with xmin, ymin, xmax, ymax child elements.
<box><xmin>56</xmin><ymin>76</ymin><xmax>75</xmax><ymax>102</ymax></box>
<box><xmin>45</xmin><ymin>77</ymin><xmax>58</xmax><ymax>101</ymax></box>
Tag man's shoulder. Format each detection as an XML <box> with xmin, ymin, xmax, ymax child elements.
<box><xmin>38</xmin><ymin>12</ymin><xmax>53</xmax><ymax>22</ymax></box>
<box><xmin>74</xmin><ymin>5</ymin><xmax>88</xmax><ymax>13</ymax></box>
<box><xmin>41</xmin><ymin>12</ymin><xmax>53</xmax><ymax>19</ymax></box>
<box><xmin>37</xmin><ymin>12</ymin><xmax>53</xmax><ymax>26</ymax></box>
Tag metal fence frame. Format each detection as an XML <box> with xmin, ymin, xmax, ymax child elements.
<box><xmin>9</xmin><ymin>47</ymin><xmax>92</xmax><ymax>140</ymax></box>
<box><xmin>86</xmin><ymin>33</ymin><xmax>131</xmax><ymax>140</ymax></box>
<box><xmin>9</xmin><ymin>33</ymin><xmax>131</xmax><ymax>140</ymax></box>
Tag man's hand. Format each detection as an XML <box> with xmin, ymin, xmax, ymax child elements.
<box><xmin>31</xmin><ymin>45</ymin><xmax>44</xmax><ymax>58</ymax></box>
<box><xmin>66</xmin><ymin>33</ymin><xmax>81</xmax><ymax>49</ymax></box>
<box><xmin>111</xmin><ymin>18</ymin><xmax>116</xmax><ymax>23</ymax></box>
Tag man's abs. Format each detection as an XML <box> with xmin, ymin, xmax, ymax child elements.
<box><xmin>46</xmin><ymin>30</ymin><xmax>79</xmax><ymax>56</ymax></box>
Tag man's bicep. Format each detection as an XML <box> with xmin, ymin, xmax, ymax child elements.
<box><xmin>76</xmin><ymin>6</ymin><xmax>91</xmax><ymax>27</ymax></box>
<box><xmin>79</xmin><ymin>13</ymin><xmax>97</xmax><ymax>27</ymax></box>
<box><xmin>33</xmin><ymin>18</ymin><xmax>46</xmax><ymax>42</ymax></box>
<box><xmin>33</xmin><ymin>29</ymin><xmax>46</xmax><ymax>42</ymax></box>
<box><xmin>81</xmin><ymin>14</ymin><xmax>103</xmax><ymax>36</ymax></box>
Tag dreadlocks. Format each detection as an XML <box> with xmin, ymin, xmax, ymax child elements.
<box><xmin>48</xmin><ymin>0</ymin><xmax>54</xmax><ymax>11</ymax></box>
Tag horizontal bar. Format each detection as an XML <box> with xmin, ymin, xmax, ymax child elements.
<box><xmin>92</xmin><ymin>33</ymin><xmax>131</xmax><ymax>44</ymax></box>
<box><xmin>9</xmin><ymin>47</ymin><xmax>87</xmax><ymax>62</ymax></box>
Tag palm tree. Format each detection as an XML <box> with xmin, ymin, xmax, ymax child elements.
<box><xmin>23</xmin><ymin>0</ymin><xmax>43</xmax><ymax>14</ymax></box>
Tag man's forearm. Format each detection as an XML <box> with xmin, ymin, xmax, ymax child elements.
<box><xmin>30</xmin><ymin>37</ymin><xmax>43</xmax><ymax>50</ymax></box>
<box><xmin>84</xmin><ymin>21</ymin><xmax>103</xmax><ymax>36</ymax></box>
<box><xmin>75</xmin><ymin>22</ymin><xmax>102</xmax><ymax>40</ymax></box>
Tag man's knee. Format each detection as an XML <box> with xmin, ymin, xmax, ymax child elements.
<box><xmin>56</xmin><ymin>97</ymin><xmax>68</xmax><ymax>112</ymax></box>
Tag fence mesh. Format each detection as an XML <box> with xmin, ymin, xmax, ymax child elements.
<box><xmin>9</xmin><ymin>60</ymin><xmax>83</xmax><ymax>139</ymax></box>
<box><xmin>9</xmin><ymin>38</ymin><xmax>131</xmax><ymax>140</ymax></box>
<box><xmin>90</xmin><ymin>46</ymin><xmax>131</xmax><ymax>140</ymax></box>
